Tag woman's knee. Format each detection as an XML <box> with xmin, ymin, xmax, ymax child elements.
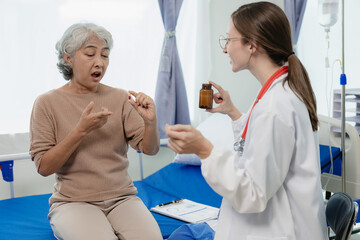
<box><xmin>108</xmin><ymin>196</ymin><xmax>162</xmax><ymax>240</ymax></box>
<box><xmin>49</xmin><ymin>202</ymin><xmax>117</xmax><ymax>240</ymax></box>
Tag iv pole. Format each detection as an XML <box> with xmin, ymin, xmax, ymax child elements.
<box><xmin>340</xmin><ymin>0</ymin><xmax>346</xmax><ymax>192</ymax></box>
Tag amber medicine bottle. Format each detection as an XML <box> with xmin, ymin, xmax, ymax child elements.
<box><xmin>199</xmin><ymin>84</ymin><xmax>213</xmax><ymax>109</ymax></box>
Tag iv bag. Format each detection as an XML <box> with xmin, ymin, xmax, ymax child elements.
<box><xmin>318</xmin><ymin>0</ymin><xmax>339</xmax><ymax>29</ymax></box>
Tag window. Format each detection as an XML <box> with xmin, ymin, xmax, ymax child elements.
<box><xmin>0</xmin><ymin>0</ymin><xmax>163</xmax><ymax>133</ymax></box>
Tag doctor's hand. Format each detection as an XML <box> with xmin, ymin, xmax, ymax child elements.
<box><xmin>207</xmin><ymin>81</ymin><xmax>242</xmax><ymax>121</ymax></box>
<box><xmin>165</xmin><ymin>124</ymin><xmax>213</xmax><ymax>159</ymax></box>
<box><xmin>128</xmin><ymin>91</ymin><xmax>157</xmax><ymax>125</ymax></box>
<box><xmin>76</xmin><ymin>101</ymin><xmax>113</xmax><ymax>135</ymax></box>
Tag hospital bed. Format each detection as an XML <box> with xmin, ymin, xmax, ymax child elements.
<box><xmin>318</xmin><ymin>114</ymin><xmax>360</xmax><ymax>200</ymax></box>
<box><xmin>0</xmin><ymin>131</ymin><xmax>221</xmax><ymax>239</ymax></box>
<box><xmin>0</xmin><ymin>163</ymin><xmax>221</xmax><ymax>239</ymax></box>
<box><xmin>1</xmin><ymin>113</ymin><xmax>360</xmax><ymax>239</ymax></box>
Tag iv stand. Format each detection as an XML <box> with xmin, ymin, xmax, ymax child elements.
<box><xmin>340</xmin><ymin>0</ymin><xmax>346</xmax><ymax>192</ymax></box>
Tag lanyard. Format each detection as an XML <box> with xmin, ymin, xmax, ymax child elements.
<box><xmin>240</xmin><ymin>66</ymin><xmax>288</xmax><ymax>140</ymax></box>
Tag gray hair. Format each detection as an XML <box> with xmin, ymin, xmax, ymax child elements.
<box><xmin>55</xmin><ymin>23</ymin><xmax>113</xmax><ymax>80</ymax></box>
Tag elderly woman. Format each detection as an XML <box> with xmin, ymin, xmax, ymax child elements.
<box><xmin>30</xmin><ymin>23</ymin><xmax>162</xmax><ymax>240</ymax></box>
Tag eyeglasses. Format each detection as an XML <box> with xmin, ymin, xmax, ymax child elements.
<box><xmin>218</xmin><ymin>35</ymin><xmax>243</xmax><ymax>49</ymax></box>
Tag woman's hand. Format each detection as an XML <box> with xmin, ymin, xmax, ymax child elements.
<box><xmin>128</xmin><ymin>91</ymin><xmax>156</xmax><ymax>124</ymax></box>
<box><xmin>165</xmin><ymin>124</ymin><xmax>213</xmax><ymax>159</ymax></box>
<box><xmin>128</xmin><ymin>91</ymin><xmax>159</xmax><ymax>155</ymax></box>
<box><xmin>76</xmin><ymin>101</ymin><xmax>113</xmax><ymax>135</ymax></box>
<box><xmin>207</xmin><ymin>81</ymin><xmax>242</xmax><ymax>121</ymax></box>
<box><xmin>38</xmin><ymin>101</ymin><xmax>112</xmax><ymax>176</ymax></box>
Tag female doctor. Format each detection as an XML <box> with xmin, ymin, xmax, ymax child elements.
<box><xmin>165</xmin><ymin>2</ymin><xmax>328</xmax><ymax>240</ymax></box>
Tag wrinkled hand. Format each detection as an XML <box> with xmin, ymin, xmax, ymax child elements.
<box><xmin>128</xmin><ymin>91</ymin><xmax>156</xmax><ymax>124</ymax></box>
<box><xmin>165</xmin><ymin>124</ymin><xmax>213</xmax><ymax>159</ymax></box>
<box><xmin>76</xmin><ymin>101</ymin><xmax>112</xmax><ymax>134</ymax></box>
<box><xmin>207</xmin><ymin>81</ymin><xmax>241</xmax><ymax>120</ymax></box>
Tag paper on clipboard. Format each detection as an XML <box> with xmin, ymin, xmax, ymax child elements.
<box><xmin>150</xmin><ymin>199</ymin><xmax>219</xmax><ymax>224</ymax></box>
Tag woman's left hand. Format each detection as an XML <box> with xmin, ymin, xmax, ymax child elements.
<box><xmin>128</xmin><ymin>91</ymin><xmax>156</xmax><ymax>124</ymax></box>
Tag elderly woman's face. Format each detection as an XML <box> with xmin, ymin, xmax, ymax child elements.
<box><xmin>66</xmin><ymin>36</ymin><xmax>110</xmax><ymax>91</ymax></box>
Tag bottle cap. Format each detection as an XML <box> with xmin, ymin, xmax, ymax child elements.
<box><xmin>202</xmin><ymin>83</ymin><xmax>212</xmax><ymax>90</ymax></box>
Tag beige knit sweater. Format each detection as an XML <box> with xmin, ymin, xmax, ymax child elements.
<box><xmin>30</xmin><ymin>84</ymin><xmax>147</xmax><ymax>205</ymax></box>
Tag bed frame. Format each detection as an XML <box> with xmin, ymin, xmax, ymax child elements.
<box><xmin>318</xmin><ymin>114</ymin><xmax>360</xmax><ymax>199</ymax></box>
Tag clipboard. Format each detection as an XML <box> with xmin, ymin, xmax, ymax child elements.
<box><xmin>150</xmin><ymin>199</ymin><xmax>219</xmax><ymax>224</ymax></box>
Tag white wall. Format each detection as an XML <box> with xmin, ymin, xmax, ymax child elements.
<box><xmin>208</xmin><ymin>0</ymin><xmax>283</xmax><ymax>112</ymax></box>
<box><xmin>209</xmin><ymin>0</ymin><xmax>360</xmax><ymax>119</ymax></box>
<box><xmin>297</xmin><ymin>0</ymin><xmax>360</xmax><ymax>116</ymax></box>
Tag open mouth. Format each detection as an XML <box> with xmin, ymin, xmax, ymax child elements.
<box><xmin>91</xmin><ymin>71</ymin><xmax>101</xmax><ymax>78</ymax></box>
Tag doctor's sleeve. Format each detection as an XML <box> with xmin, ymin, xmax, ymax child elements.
<box><xmin>200</xmin><ymin>112</ymin><xmax>295</xmax><ymax>213</ymax></box>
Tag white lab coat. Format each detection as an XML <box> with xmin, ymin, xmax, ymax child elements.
<box><xmin>201</xmin><ymin>73</ymin><xmax>328</xmax><ymax>240</ymax></box>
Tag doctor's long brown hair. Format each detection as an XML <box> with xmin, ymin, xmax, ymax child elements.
<box><xmin>231</xmin><ymin>2</ymin><xmax>318</xmax><ymax>131</ymax></box>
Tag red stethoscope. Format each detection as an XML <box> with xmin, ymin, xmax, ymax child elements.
<box><xmin>234</xmin><ymin>66</ymin><xmax>288</xmax><ymax>155</ymax></box>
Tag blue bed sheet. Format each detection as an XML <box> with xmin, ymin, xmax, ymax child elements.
<box><xmin>319</xmin><ymin>144</ymin><xmax>342</xmax><ymax>176</ymax></box>
<box><xmin>0</xmin><ymin>163</ymin><xmax>222</xmax><ymax>240</ymax></box>
<box><xmin>0</xmin><ymin>193</ymin><xmax>53</xmax><ymax>240</ymax></box>
<box><xmin>0</xmin><ymin>146</ymin><xmax>350</xmax><ymax>240</ymax></box>
<box><xmin>138</xmin><ymin>163</ymin><xmax>222</xmax><ymax>238</ymax></box>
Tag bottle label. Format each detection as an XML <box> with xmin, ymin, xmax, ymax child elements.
<box><xmin>199</xmin><ymin>90</ymin><xmax>213</xmax><ymax>109</ymax></box>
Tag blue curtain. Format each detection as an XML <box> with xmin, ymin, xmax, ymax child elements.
<box><xmin>155</xmin><ymin>0</ymin><xmax>190</xmax><ymax>138</ymax></box>
<box><xmin>284</xmin><ymin>0</ymin><xmax>308</xmax><ymax>52</ymax></box>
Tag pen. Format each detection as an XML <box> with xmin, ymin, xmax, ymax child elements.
<box><xmin>157</xmin><ymin>199</ymin><xmax>183</xmax><ymax>207</ymax></box>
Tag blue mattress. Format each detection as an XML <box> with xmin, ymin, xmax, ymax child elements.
<box><xmin>319</xmin><ymin>144</ymin><xmax>342</xmax><ymax>176</ymax></box>
<box><xmin>0</xmin><ymin>163</ymin><xmax>221</xmax><ymax>240</ymax></box>
<box><xmin>0</xmin><ymin>145</ymin><xmax>350</xmax><ymax>239</ymax></box>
